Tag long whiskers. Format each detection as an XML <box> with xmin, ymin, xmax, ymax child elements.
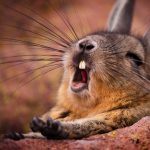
<box><xmin>0</xmin><ymin>61</ymin><xmax>62</xmax><ymax>83</ymax></box>
<box><xmin>47</xmin><ymin>0</ymin><xmax>79</xmax><ymax>41</ymax></box>
<box><xmin>0</xmin><ymin>58</ymin><xmax>62</xmax><ymax>65</ymax></box>
<box><xmin>0</xmin><ymin>37</ymin><xmax>66</xmax><ymax>53</ymax></box>
<box><xmin>0</xmin><ymin>54</ymin><xmax>62</xmax><ymax>59</ymax></box>
<box><xmin>106</xmin><ymin>61</ymin><xmax>150</xmax><ymax>92</ymax></box>
<box><xmin>12</xmin><ymin>63</ymin><xmax>63</xmax><ymax>94</ymax></box>
<box><xmin>22</xmin><ymin>1</ymin><xmax>74</xmax><ymax>43</ymax></box>
<box><xmin>0</xmin><ymin>24</ymin><xmax>69</xmax><ymax>48</ymax></box>
<box><xmin>0</xmin><ymin>3</ymin><xmax>72</xmax><ymax>46</ymax></box>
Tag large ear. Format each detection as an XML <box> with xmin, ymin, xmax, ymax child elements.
<box><xmin>143</xmin><ymin>28</ymin><xmax>150</xmax><ymax>76</ymax></box>
<box><xmin>107</xmin><ymin>0</ymin><xmax>135</xmax><ymax>34</ymax></box>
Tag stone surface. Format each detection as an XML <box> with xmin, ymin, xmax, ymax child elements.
<box><xmin>0</xmin><ymin>116</ymin><xmax>150</xmax><ymax>150</ymax></box>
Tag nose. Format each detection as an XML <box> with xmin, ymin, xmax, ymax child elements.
<box><xmin>78</xmin><ymin>40</ymin><xmax>96</xmax><ymax>52</ymax></box>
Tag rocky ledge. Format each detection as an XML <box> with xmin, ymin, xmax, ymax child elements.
<box><xmin>0</xmin><ymin>116</ymin><xmax>150</xmax><ymax>150</ymax></box>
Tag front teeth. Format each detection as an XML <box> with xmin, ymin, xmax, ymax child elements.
<box><xmin>79</xmin><ymin>60</ymin><xmax>86</xmax><ymax>69</ymax></box>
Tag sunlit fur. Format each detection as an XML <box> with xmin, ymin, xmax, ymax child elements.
<box><xmin>56</xmin><ymin>33</ymin><xmax>150</xmax><ymax>118</ymax></box>
<box><xmin>3</xmin><ymin>0</ymin><xmax>150</xmax><ymax>140</ymax></box>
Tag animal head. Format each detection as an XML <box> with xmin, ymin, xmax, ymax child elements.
<box><xmin>58</xmin><ymin>0</ymin><xmax>150</xmax><ymax>104</ymax></box>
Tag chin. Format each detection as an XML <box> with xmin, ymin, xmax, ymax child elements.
<box><xmin>70</xmin><ymin>86</ymin><xmax>90</xmax><ymax>98</ymax></box>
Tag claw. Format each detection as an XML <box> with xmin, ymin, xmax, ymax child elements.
<box><xmin>46</xmin><ymin>118</ymin><xmax>53</xmax><ymax>127</ymax></box>
<box><xmin>30</xmin><ymin>116</ymin><xmax>45</xmax><ymax>132</ymax></box>
<box><xmin>30</xmin><ymin>116</ymin><xmax>68</xmax><ymax>139</ymax></box>
<box><xmin>51</xmin><ymin>121</ymin><xmax>61</xmax><ymax>131</ymax></box>
<box><xmin>4</xmin><ymin>132</ymin><xmax>24</xmax><ymax>140</ymax></box>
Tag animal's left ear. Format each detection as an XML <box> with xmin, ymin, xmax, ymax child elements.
<box><xmin>107</xmin><ymin>0</ymin><xmax>135</xmax><ymax>34</ymax></box>
<box><xmin>143</xmin><ymin>28</ymin><xmax>150</xmax><ymax>75</ymax></box>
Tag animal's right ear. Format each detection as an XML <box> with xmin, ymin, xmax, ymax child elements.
<box><xmin>143</xmin><ymin>28</ymin><xmax>150</xmax><ymax>76</ymax></box>
<box><xmin>107</xmin><ymin>0</ymin><xmax>135</xmax><ymax>34</ymax></box>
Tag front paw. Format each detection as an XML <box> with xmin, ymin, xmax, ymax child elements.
<box><xmin>30</xmin><ymin>117</ymin><xmax>68</xmax><ymax>139</ymax></box>
<box><xmin>4</xmin><ymin>132</ymin><xmax>24</xmax><ymax>140</ymax></box>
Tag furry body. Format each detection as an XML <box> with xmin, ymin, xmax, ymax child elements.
<box><xmin>5</xmin><ymin>0</ymin><xmax>150</xmax><ymax>140</ymax></box>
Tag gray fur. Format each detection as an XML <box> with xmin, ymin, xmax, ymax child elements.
<box><xmin>5</xmin><ymin>0</ymin><xmax>150</xmax><ymax>141</ymax></box>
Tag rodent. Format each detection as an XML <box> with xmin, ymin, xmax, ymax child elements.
<box><xmin>5</xmin><ymin>0</ymin><xmax>150</xmax><ymax>140</ymax></box>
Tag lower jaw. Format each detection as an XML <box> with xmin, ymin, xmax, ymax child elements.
<box><xmin>70</xmin><ymin>83</ymin><xmax>88</xmax><ymax>93</ymax></box>
<box><xmin>71</xmin><ymin>86</ymin><xmax>88</xmax><ymax>93</ymax></box>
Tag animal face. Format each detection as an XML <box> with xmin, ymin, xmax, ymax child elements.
<box><xmin>57</xmin><ymin>0</ymin><xmax>150</xmax><ymax>102</ymax></box>
<box><xmin>63</xmin><ymin>33</ymin><xmax>146</xmax><ymax>99</ymax></box>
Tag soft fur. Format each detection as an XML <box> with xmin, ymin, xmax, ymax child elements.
<box><xmin>5</xmin><ymin>0</ymin><xmax>150</xmax><ymax>140</ymax></box>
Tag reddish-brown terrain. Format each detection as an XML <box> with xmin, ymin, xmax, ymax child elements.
<box><xmin>0</xmin><ymin>117</ymin><xmax>150</xmax><ymax>150</ymax></box>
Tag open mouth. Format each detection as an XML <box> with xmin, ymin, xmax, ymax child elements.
<box><xmin>71</xmin><ymin>61</ymin><xmax>90</xmax><ymax>93</ymax></box>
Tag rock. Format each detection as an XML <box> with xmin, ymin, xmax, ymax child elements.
<box><xmin>0</xmin><ymin>116</ymin><xmax>150</xmax><ymax>150</ymax></box>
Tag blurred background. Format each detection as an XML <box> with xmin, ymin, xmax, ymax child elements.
<box><xmin>0</xmin><ymin>0</ymin><xmax>149</xmax><ymax>135</ymax></box>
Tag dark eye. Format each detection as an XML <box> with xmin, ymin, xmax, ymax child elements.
<box><xmin>126</xmin><ymin>52</ymin><xmax>143</xmax><ymax>66</ymax></box>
